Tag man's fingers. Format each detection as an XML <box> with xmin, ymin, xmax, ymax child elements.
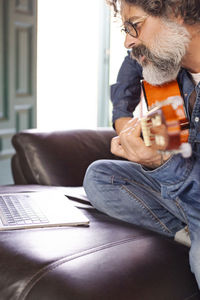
<box><xmin>111</xmin><ymin>136</ymin><xmax>126</xmax><ymax>158</ymax></box>
<box><xmin>150</xmin><ymin>124</ymin><xmax>169</xmax><ymax>150</ymax></box>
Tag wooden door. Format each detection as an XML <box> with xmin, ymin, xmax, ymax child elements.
<box><xmin>0</xmin><ymin>0</ymin><xmax>37</xmax><ymax>184</ymax></box>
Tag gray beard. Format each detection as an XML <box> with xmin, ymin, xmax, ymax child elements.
<box><xmin>131</xmin><ymin>20</ymin><xmax>190</xmax><ymax>85</ymax></box>
<box><xmin>142</xmin><ymin>62</ymin><xmax>180</xmax><ymax>85</ymax></box>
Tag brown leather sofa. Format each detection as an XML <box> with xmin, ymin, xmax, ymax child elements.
<box><xmin>0</xmin><ymin>128</ymin><xmax>199</xmax><ymax>299</ymax></box>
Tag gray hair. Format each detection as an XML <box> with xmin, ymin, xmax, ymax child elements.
<box><xmin>107</xmin><ymin>0</ymin><xmax>200</xmax><ymax>24</ymax></box>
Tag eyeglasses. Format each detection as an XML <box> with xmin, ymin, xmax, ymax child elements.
<box><xmin>121</xmin><ymin>15</ymin><xmax>148</xmax><ymax>38</ymax></box>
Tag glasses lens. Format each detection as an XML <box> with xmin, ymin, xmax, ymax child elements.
<box><xmin>124</xmin><ymin>22</ymin><xmax>137</xmax><ymax>37</ymax></box>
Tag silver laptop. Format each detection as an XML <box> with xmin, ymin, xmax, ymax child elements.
<box><xmin>0</xmin><ymin>191</ymin><xmax>89</xmax><ymax>230</ymax></box>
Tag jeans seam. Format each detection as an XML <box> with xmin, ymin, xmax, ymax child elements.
<box><xmin>125</xmin><ymin>178</ymin><xmax>161</xmax><ymax>196</ymax></box>
<box><xmin>175</xmin><ymin>198</ymin><xmax>191</xmax><ymax>237</ymax></box>
<box><xmin>124</xmin><ymin>178</ymin><xmax>185</xmax><ymax>223</ymax></box>
<box><xmin>175</xmin><ymin>198</ymin><xmax>188</xmax><ymax>224</ymax></box>
<box><xmin>121</xmin><ymin>184</ymin><xmax>172</xmax><ymax>234</ymax></box>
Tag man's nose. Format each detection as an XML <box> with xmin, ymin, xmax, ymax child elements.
<box><xmin>124</xmin><ymin>33</ymin><xmax>138</xmax><ymax>49</ymax></box>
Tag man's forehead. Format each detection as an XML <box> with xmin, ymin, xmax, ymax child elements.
<box><xmin>129</xmin><ymin>16</ymin><xmax>144</xmax><ymax>22</ymax></box>
<box><xmin>121</xmin><ymin>3</ymin><xmax>146</xmax><ymax>22</ymax></box>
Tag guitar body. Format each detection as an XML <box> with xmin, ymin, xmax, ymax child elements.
<box><xmin>141</xmin><ymin>80</ymin><xmax>190</xmax><ymax>155</ymax></box>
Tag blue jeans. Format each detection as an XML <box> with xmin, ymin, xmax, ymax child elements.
<box><xmin>83</xmin><ymin>159</ymin><xmax>200</xmax><ymax>289</ymax></box>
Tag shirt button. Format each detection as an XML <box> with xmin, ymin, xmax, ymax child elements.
<box><xmin>195</xmin><ymin>117</ymin><xmax>199</xmax><ymax>122</ymax></box>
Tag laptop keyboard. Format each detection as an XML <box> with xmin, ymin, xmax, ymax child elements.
<box><xmin>0</xmin><ymin>194</ymin><xmax>49</xmax><ymax>226</ymax></box>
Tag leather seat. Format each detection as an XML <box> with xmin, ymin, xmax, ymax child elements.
<box><xmin>0</xmin><ymin>185</ymin><xmax>199</xmax><ymax>300</ymax></box>
<box><xmin>0</xmin><ymin>128</ymin><xmax>197</xmax><ymax>299</ymax></box>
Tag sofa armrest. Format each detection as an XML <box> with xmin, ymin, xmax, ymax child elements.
<box><xmin>11</xmin><ymin>128</ymin><xmax>117</xmax><ymax>186</ymax></box>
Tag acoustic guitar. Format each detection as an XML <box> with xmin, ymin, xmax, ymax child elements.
<box><xmin>141</xmin><ymin>80</ymin><xmax>192</xmax><ymax>158</ymax></box>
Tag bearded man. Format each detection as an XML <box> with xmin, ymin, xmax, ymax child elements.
<box><xmin>83</xmin><ymin>0</ymin><xmax>200</xmax><ymax>289</ymax></box>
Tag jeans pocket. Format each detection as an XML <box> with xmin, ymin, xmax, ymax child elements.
<box><xmin>111</xmin><ymin>175</ymin><xmax>129</xmax><ymax>186</ymax></box>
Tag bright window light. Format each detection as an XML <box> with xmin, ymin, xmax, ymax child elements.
<box><xmin>37</xmin><ymin>0</ymin><xmax>102</xmax><ymax>130</ymax></box>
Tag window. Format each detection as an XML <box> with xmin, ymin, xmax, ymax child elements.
<box><xmin>37</xmin><ymin>0</ymin><xmax>108</xmax><ymax>130</ymax></box>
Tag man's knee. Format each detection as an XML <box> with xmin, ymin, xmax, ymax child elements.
<box><xmin>84</xmin><ymin>159</ymin><xmax>105</xmax><ymax>180</ymax></box>
<box><xmin>84</xmin><ymin>160</ymin><xmax>109</xmax><ymax>195</ymax></box>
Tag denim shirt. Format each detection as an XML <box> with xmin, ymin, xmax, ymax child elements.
<box><xmin>111</xmin><ymin>52</ymin><xmax>200</xmax><ymax>208</ymax></box>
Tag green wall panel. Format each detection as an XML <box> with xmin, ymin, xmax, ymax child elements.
<box><xmin>0</xmin><ymin>0</ymin><xmax>37</xmax><ymax>185</ymax></box>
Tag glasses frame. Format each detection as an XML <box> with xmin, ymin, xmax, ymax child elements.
<box><xmin>121</xmin><ymin>15</ymin><xmax>148</xmax><ymax>38</ymax></box>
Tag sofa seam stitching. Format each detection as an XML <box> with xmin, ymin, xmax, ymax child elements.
<box><xmin>18</xmin><ymin>235</ymin><xmax>151</xmax><ymax>300</ymax></box>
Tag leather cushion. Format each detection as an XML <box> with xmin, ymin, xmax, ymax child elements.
<box><xmin>0</xmin><ymin>186</ymin><xmax>199</xmax><ymax>300</ymax></box>
<box><xmin>11</xmin><ymin>129</ymin><xmax>116</xmax><ymax>186</ymax></box>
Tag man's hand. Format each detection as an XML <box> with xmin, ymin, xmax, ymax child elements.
<box><xmin>111</xmin><ymin>118</ymin><xmax>170</xmax><ymax>168</ymax></box>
